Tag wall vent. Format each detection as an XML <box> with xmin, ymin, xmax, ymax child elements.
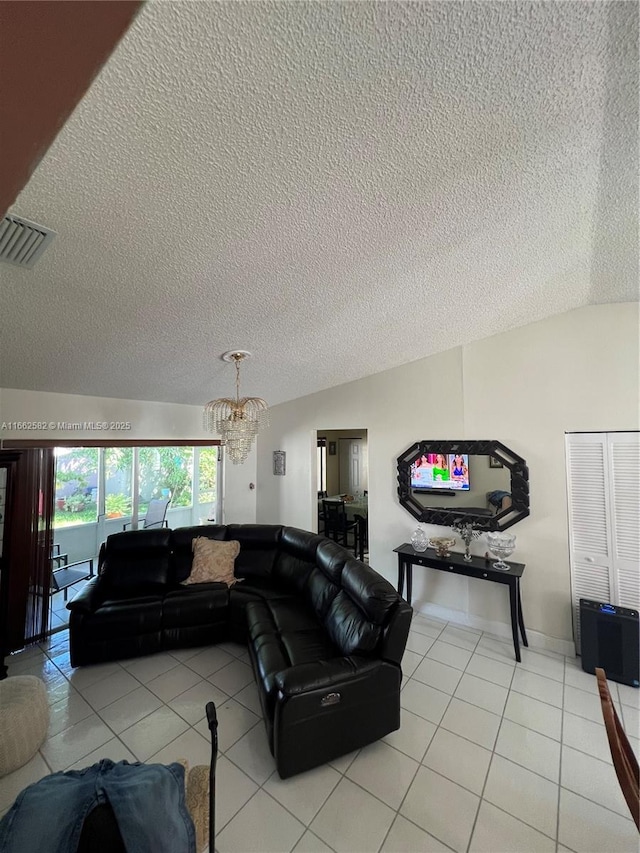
<box><xmin>0</xmin><ymin>214</ymin><xmax>56</xmax><ymax>269</ymax></box>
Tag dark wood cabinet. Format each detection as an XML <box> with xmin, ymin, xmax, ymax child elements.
<box><xmin>0</xmin><ymin>448</ymin><xmax>54</xmax><ymax>677</ymax></box>
<box><xmin>0</xmin><ymin>453</ymin><xmax>19</xmax><ymax>678</ymax></box>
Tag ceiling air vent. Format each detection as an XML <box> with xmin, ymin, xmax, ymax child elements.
<box><xmin>0</xmin><ymin>214</ymin><xmax>56</xmax><ymax>269</ymax></box>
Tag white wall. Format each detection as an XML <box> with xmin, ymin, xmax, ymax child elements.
<box><xmin>0</xmin><ymin>388</ymin><xmax>257</xmax><ymax>524</ymax></box>
<box><xmin>221</xmin><ymin>445</ymin><xmax>258</xmax><ymax>524</ymax></box>
<box><xmin>256</xmin><ymin>304</ymin><xmax>639</xmax><ymax>647</ymax></box>
<box><xmin>2</xmin><ymin>303</ymin><xmax>637</xmax><ymax>645</ymax></box>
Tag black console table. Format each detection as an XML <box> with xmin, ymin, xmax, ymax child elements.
<box><xmin>394</xmin><ymin>543</ymin><xmax>528</xmax><ymax>662</ymax></box>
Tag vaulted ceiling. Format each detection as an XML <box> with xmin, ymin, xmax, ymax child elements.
<box><xmin>1</xmin><ymin>1</ymin><xmax>637</xmax><ymax>407</ymax></box>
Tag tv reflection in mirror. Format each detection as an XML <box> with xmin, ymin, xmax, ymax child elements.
<box><xmin>412</xmin><ymin>454</ymin><xmax>511</xmax><ymax>513</ymax></box>
<box><xmin>411</xmin><ymin>453</ymin><xmax>470</xmax><ymax>492</ymax></box>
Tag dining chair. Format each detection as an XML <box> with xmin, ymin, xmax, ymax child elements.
<box><xmin>317</xmin><ymin>498</ymin><xmax>326</xmax><ymax>534</ymax></box>
<box><xmin>354</xmin><ymin>512</ymin><xmax>368</xmax><ymax>554</ymax></box>
<box><xmin>595</xmin><ymin>667</ymin><xmax>639</xmax><ymax>831</ymax></box>
<box><xmin>322</xmin><ymin>500</ymin><xmax>363</xmax><ymax>560</ymax></box>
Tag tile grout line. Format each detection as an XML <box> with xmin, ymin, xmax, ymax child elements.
<box><xmin>463</xmin><ymin>646</ymin><xmax>517</xmax><ymax>853</ymax></box>
<box><xmin>358</xmin><ymin>614</ymin><xmax>450</xmax><ymax>853</ymax></box>
<box><xmin>423</xmin><ymin>623</ymin><xmax>560</xmax><ymax>850</ymax></box>
<box><xmin>405</xmin><ymin>618</ymin><xmax>482</xmax><ymax>852</ymax></box>
<box><xmin>98</xmin><ymin>685</ymin><xmax>253</xmax><ymax>766</ymax></box>
<box><xmin>220</xmin><ymin>738</ymin><xmax>346</xmax><ymax>849</ymax></box>
<box><xmin>14</xmin><ymin>625</ymin><xmax>633</xmax><ymax>851</ymax></box>
<box><xmin>374</xmin><ymin>749</ymin><xmax>425</xmax><ymax>853</ymax></box>
<box><xmin>380</xmin><ymin>616</ymin><xmax>459</xmax><ymax>853</ymax></box>
<box><xmin>417</xmin><ymin>630</ymin><xmax>568</xmax><ymax>709</ymax></box>
<box><xmin>470</xmin><ymin>659</ymin><xmax>564</xmax><ymax>848</ymax></box>
<box><xmin>556</xmin><ymin>783</ymin><xmax>637</xmax><ymax>826</ymax></box>
<box><xmin>408</xmin><ymin>654</ymin><xmax>636</xmax><ymax>840</ymax></box>
<box><xmin>257</xmin><ymin>768</ymin><xmax>339</xmax><ymax>852</ymax></box>
<box><xmin>556</xmin><ymin>658</ymin><xmax>567</xmax><ymax>853</ymax></box>
<box><xmin>47</xmin><ymin>651</ymin><xmax>228</xmax><ymax>768</ymax></box>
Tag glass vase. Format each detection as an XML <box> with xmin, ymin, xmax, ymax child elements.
<box><xmin>411</xmin><ymin>526</ymin><xmax>428</xmax><ymax>552</ymax></box>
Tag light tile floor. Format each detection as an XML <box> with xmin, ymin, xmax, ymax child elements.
<box><xmin>1</xmin><ymin>614</ymin><xmax>639</xmax><ymax>852</ymax></box>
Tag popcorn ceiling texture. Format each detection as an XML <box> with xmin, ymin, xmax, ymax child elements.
<box><xmin>1</xmin><ymin>1</ymin><xmax>637</xmax><ymax>406</ymax></box>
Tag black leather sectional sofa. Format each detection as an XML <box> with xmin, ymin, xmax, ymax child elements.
<box><xmin>68</xmin><ymin>524</ymin><xmax>412</xmax><ymax>778</ymax></box>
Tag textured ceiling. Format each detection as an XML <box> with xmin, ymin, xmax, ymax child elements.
<box><xmin>1</xmin><ymin>1</ymin><xmax>637</xmax><ymax>407</ymax></box>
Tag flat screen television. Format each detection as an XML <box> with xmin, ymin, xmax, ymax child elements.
<box><xmin>411</xmin><ymin>453</ymin><xmax>470</xmax><ymax>491</ymax></box>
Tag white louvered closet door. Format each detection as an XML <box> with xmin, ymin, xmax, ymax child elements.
<box><xmin>566</xmin><ymin>431</ymin><xmax>640</xmax><ymax>652</ymax></box>
<box><xmin>566</xmin><ymin>434</ymin><xmax>612</xmax><ymax>651</ymax></box>
<box><xmin>609</xmin><ymin>434</ymin><xmax>640</xmax><ymax>609</ymax></box>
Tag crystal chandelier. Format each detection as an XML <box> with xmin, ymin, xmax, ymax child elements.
<box><xmin>203</xmin><ymin>351</ymin><xmax>269</xmax><ymax>465</ymax></box>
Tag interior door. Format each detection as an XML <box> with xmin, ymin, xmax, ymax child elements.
<box><xmin>339</xmin><ymin>439</ymin><xmax>366</xmax><ymax>494</ymax></box>
<box><xmin>608</xmin><ymin>433</ymin><xmax>640</xmax><ymax>610</ymax></box>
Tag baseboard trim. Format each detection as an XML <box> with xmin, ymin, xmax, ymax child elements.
<box><xmin>415</xmin><ymin>602</ymin><xmax>576</xmax><ymax>658</ymax></box>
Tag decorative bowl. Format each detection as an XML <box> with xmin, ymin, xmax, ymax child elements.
<box><xmin>485</xmin><ymin>532</ymin><xmax>516</xmax><ymax>570</ymax></box>
<box><xmin>428</xmin><ymin>537</ymin><xmax>456</xmax><ymax>558</ymax></box>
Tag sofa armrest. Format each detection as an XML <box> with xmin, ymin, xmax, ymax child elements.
<box><xmin>66</xmin><ymin>576</ymin><xmax>106</xmax><ymax>614</ymax></box>
<box><xmin>381</xmin><ymin>599</ymin><xmax>413</xmax><ymax>666</ymax></box>
<box><xmin>274</xmin><ymin>657</ymin><xmax>381</xmax><ymax>697</ymax></box>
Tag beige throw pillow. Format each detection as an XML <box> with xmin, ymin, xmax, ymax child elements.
<box><xmin>183</xmin><ymin>538</ymin><xmax>242</xmax><ymax>586</ymax></box>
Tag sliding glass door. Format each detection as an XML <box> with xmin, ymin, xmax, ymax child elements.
<box><xmin>52</xmin><ymin>443</ymin><xmax>221</xmax><ymax>573</ymax></box>
<box><xmin>195</xmin><ymin>446</ymin><xmax>220</xmax><ymax>523</ymax></box>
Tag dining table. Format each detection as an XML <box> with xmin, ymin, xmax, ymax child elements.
<box><xmin>320</xmin><ymin>495</ymin><xmax>368</xmax><ymax>557</ymax></box>
<box><xmin>320</xmin><ymin>495</ymin><xmax>368</xmax><ymax>521</ymax></box>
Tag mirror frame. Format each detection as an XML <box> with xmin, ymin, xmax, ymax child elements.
<box><xmin>397</xmin><ymin>440</ymin><xmax>529</xmax><ymax>531</ymax></box>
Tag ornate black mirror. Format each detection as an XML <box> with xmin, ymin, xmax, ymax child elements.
<box><xmin>397</xmin><ymin>440</ymin><xmax>529</xmax><ymax>531</ymax></box>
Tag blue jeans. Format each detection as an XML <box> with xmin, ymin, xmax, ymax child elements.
<box><xmin>0</xmin><ymin>759</ymin><xmax>196</xmax><ymax>853</ymax></box>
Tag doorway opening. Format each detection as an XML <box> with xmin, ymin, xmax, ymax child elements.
<box><xmin>316</xmin><ymin>429</ymin><xmax>369</xmax><ymax>560</ymax></box>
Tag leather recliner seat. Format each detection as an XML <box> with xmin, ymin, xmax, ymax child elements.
<box><xmin>68</xmin><ymin>524</ymin><xmax>412</xmax><ymax>778</ymax></box>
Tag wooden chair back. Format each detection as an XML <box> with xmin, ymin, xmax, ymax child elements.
<box><xmin>595</xmin><ymin>667</ymin><xmax>639</xmax><ymax>831</ymax></box>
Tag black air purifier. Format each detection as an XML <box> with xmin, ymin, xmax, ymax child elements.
<box><xmin>580</xmin><ymin>599</ymin><xmax>639</xmax><ymax>687</ymax></box>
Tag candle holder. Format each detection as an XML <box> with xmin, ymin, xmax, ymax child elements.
<box><xmin>452</xmin><ymin>520</ymin><xmax>481</xmax><ymax>562</ymax></box>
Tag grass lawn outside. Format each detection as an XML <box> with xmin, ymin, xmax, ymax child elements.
<box><xmin>53</xmin><ymin>502</ymin><xmax>157</xmax><ymax>528</ymax></box>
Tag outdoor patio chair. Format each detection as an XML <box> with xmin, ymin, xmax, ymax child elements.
<box><xmin>122</xmin><ymin>498</ymin><xmax>170</xmax><ymax>531</ymax></box>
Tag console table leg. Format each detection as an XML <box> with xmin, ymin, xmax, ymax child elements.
<box><xmin>516</xmin><ymin>580</ymin><xmax>528</xmax><ymax>647</ymax></box>
<box><xmin>397</xmin><ymin>556</ymin><xmax>405</xmax><ymax>598</ymax></box>
<box><xmin>508</xmin><ymin>582</ymin><xmax>521</xmax><ymax>662</ymax></box>
<box><xmin>406</xmin><ymin>565</ymin><xmax>413</xmax><ymax>606</ymax></box>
